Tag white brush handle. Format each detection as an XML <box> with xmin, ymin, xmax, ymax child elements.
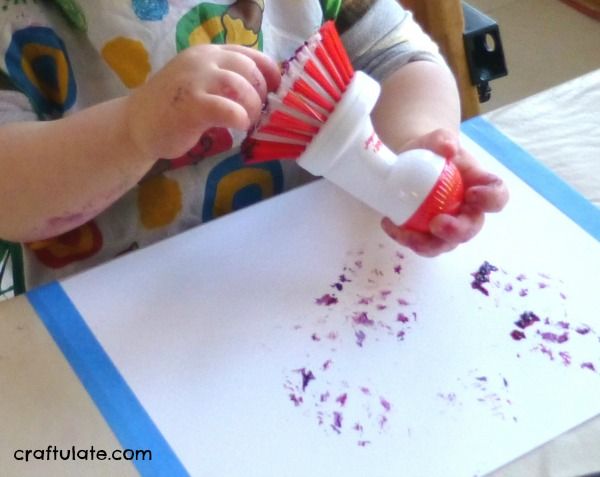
<box><xmin>297</xmin><ymin>71</ymin><xmax>446</xmax><ymax>226</ymax></box>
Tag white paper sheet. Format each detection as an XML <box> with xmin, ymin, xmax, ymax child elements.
<box><xmin>60</xmin><ymin>135</ymin><xmax>600</xmax><ymax>477</ymax></box>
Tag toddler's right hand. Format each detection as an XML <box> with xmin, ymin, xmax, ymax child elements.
<box><xmin>126</xmin><ymin>44</ymin><xmax>281</xmax><ymax>161</ymax></box>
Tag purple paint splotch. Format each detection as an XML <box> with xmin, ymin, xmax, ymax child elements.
<box><xmin>285</xmin><ymin>244</ymin><xmax>419</xmax><ymax>446</ymax></box>
<box><xmin>470</xmin><ymin>261</ymin><xmax>498</xmax><ymax>296</ymax></box>
<box><xmin>469</xmin><ymin>262</ymin><xmax>599</xmax><ymax>377</ymax></box>
<box><xmin>514</xmin><ymin>311</ymin><xmax>540</xmax><ymax>329</ymax></box>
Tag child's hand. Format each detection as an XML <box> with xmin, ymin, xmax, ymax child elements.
<box><xmin>126</xmin><ymin>44</ymin><xmax>281</xmax><ymax>160</ymax></box>
<box><xmin>381</xmin><ymin>129</ymin><xmax>509</xmax><ymax>257</ymax></box>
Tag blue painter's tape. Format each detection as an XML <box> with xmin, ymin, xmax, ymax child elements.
<box><xmin>27</xmin><ymin>282</ymin><xmax>189</xmax><ymax>477</ymax></box>
<box><xmin>462</xmin><ymin>116</ymin><xmax>600</xmax><ymax>241</ymax></box>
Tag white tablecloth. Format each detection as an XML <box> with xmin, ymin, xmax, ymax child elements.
<box><xmin>485</xmin><ymin>68</ymin><xmax>600</xmax><ymax>208</ymax></box>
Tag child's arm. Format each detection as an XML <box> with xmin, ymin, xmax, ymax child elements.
<box><xmin>374</xmin><ymin>57</ymin><xmax>508</xmax><ymax>257</ymax></box>
<box><xmin>339</xmin><ymin>0</ymin><xmax>508</xmax><ymax>256</ymax></box>
<box><xmin>0</xmin><ymin>45</ymin><xmax>280</xmax><ymax>243</ymax></box>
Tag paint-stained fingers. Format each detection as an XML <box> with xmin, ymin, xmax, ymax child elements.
<box><xmin>453</xmin><ymin>148</ymin><xmax>502</xmax><ymax>186</ymax></box>
<box><xmin>220</xmin><ymin>44</ymin><xmax>281</xmax><ymax>94</ymax></box>
<box><xmin>428</xmin><ymin>207</ymin><xmax>485</xmax><ymax>244</ymax></box>
<box><xmin>452</xmin><ymin>147</ymin><xmax>509</xmax><ymax>213</ymax></box>
<box><xmin>206</xmin><ymin>68</ymin><xmax>264</xmax><ymax>127</ymax></box>
<box><xmin>464</xmin><ymin>179</ymin><xmax>509</xmax><ymax>213</ymax></box>
<box><xmin>198</xmin><ymin>93</ymin><xmax>252</xmax><ymax>132</ymax></box>
<box><xmin>215</xmin><ymin>49</ymin><xmax>269</xmax><ymax>102</ymax></box>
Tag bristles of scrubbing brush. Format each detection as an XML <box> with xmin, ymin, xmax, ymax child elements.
<box><xmin>243</xmin><ymin>21</ymin><xmax>354</xmax><ymax>163</ymax></box>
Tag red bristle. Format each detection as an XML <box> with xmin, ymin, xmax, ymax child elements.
<box><xmin>282</xmin><ymin>91</ymin><xmax>328</xmax><ymax>122</ymax></box>
<box><xmin>291</xmin><ymin>78</ymin><xmax>335</xmax><ymax>112</ymax></box>
<box><xmin>303</xmin><ymin>60</ymin><xmax>341</xmax><ymax>102</ymax></box>
<box><xmin>243</xmin><ymin>21</ymin><xmax>353</xmax><ymax>165</ymax></box>
<box><xmin>314</xmin><ymin>44</ymin><xmax>346</xmax><ymax>91</ymax></box>
<box><xmin>258</xmin><ymin>124</ymin><xmax>313</xmax><ymax>143</ymax></box>
<box><xmin>269</xmin><ymin>110</ymin><xmax>320</xmax><ymax>135</ymax></box>
<box><xmin>319</xmin><ymin>21</ymin><xmax>353</xmax><ymax>84</ymax></box>
<box><xmin>244</xmin><ymin>140</ymin><xmax>306</xmax><ymax>163</ymax></box>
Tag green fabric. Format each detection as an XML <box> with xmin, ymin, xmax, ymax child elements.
<box><xmin>0</xmin><ymin>241</ymin><xmax>25</xmax><ymax>297</ymax></box>
<box><xmin>320</xmin><ymin>0</ymin><xmax>342</xmax><ymax>20</ymax></box>
<box><xmin>52</xmin><ymin>0</ymin><xmax>87</xmax><ymax>32</ymax></box>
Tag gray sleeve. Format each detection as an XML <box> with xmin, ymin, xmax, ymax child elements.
<box><xmin>0</xmin><ymin>90</ymin><xmax>38</xmax><ymax>125</ymax></box>
<box><xmin>340</xmin><ymin>0</ymin><xmax>448</xmax><ymax>82</ymax></box>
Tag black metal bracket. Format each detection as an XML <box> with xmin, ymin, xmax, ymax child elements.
<box><xmin>462</xmin><ymin>2</ymin><xmax>508</xmax><ymax>103</ymax></box>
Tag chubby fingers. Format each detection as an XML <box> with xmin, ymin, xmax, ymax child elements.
<box><xmin>206</xmin><ymin>67</ymin><xmax>264</xmax><ymax>129</ymax></box>
<box><xmin>381</xmin><ymin>217</ymin><xmax>458</xmax><ymax>257</ymax></box>
<box><xmin>463</xmin><ymin>174</ymin><xmax>509</xmax><ymax>213</ymax></box>
<box><xmin>381</xmin><ymin>206</ymin><xmax>485</xmax><ymax>257</ymax></box>
<box><xmin>429</xmin><ymin>205</ymin><xmax>485</xmax><ymax>244</ymax></box>
<box><xmin>453</xmin><ymin>147</ymin><xmax>509</xmax><ymax>213</ymax></box>
<box><xmin>400</xmin><ymin>128</ymin><xmax>459</xmax><ymax>158</ymax></box>
<box><xmin>407</xmin><ymin>131</ymin><xmax>509</xmax><ymax>215</ymax></box>
<box><xmin>220</xmin><ymin>44</ymin><xmax>281</xmax><ymax>93</ymax></box>
<box><xmin>380</xmin><ymin>130</ymin><xmax>508</xmax><ymax>257</ymax></box>
<box><xmin>196</xmin><ymin>46</ymin><xmax>281</xmax><ymax>130</ymax></box>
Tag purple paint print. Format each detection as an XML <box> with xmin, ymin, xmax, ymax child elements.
<box><xmin>332</xmin><ymin>412</ymin><xmax>343</xmax><ymax>431</ymax></box>
<box><xmin>397</xmin><ymin>313</ymin><xmax>410</xmax><ymax>323</ymax></box>
<box><xmin>538</xmin><ymin>331</ymin><xmax>569</xmax><ymax>344</ymax></box>
<box><xmin>380</xmin><ymin>290</ymin><xmax>392</xmax><ymax>300</ymax></box>
<box><xmin>355</xmin><ymin>330</ymin><xmax>366</xmax><ymax>347</ymax></box>
<box><xmin>576</xmin><ymin>326</ymin><xmax>591</xmax><ymax>335</ymax></box>
<box><xmin>559</xmin><ymin>351</ymin><xmax>572</xmax><ymax>366</ymax></box>
<box><xmin>336</xmin><ymin>393</ymin><xmax>348</xmax><ymax>406</ymax></box>
<box><xmin>514</xmin><ymin>311</ymin><xmax>540</xmax><ymax>329</ymax></box>
<box><xmin>316</xmin><ymin>294</ymin><xmax>338</xmax><ymax>306</ymax></box>
<box><xmin>295</xmin><ymin>368</ymin><xmax>315</xmax><ymax>391</ymax></box>
<box><xmin>442</xmin><ymin>372</ymin><xmax>517</xmax><ymax>422</ymax></box>
<box><xmin>537</xmin><ymin>344</ymin><xmax>555</xmax><ymax>361</ymax></box>
<box><xmin>289</xmin><ymin>394</ymin><xmax>303</xmax><ymax>406</ymax></box>
<box><xmin>581</xmin><ymin>362</ymin><xmax>597</xmax><ymax>372</ymax></box>
<box><xmin>357</xmin><ymin>295</ymin><xmax>374</xmax><ymax>305</ymax></box>
<box><xmin>470</xmin><ymin>261</ymin><xmax>498</xmax><ymax>296</ymax></box>
<box><xmin>352</xmin><ymin>312</ymin><xmax>375</xmax><ymax>326</ymax></box>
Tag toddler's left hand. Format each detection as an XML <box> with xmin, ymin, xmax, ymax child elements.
<box><xmin>381</xmin><ymin>129</ymin><xmax>509</xmax><ymax>257</ymax></box>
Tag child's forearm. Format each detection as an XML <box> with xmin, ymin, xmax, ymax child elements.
<box><xmin>0</xmin><ymin>97</ymin><xmax>154</xmax><ymax>242</ymax></box>
<box><xmin>0</xmin><ymin>44</ymin><xmax>280</xmax><ymax>244</ymax></box>
<box><xmin>371</xmin><ymin>60</ymin><xmax>461</xmax><ymax>152</ymax></box>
